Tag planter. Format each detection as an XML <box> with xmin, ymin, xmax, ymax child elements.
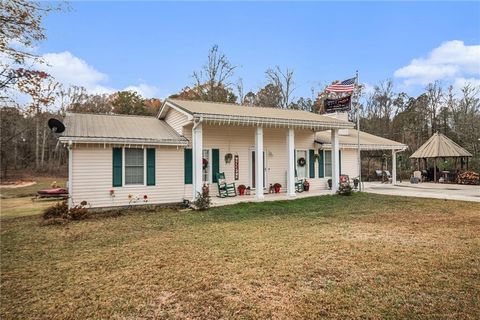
<box><xmin>238</xmin><ymin>185</ymin><xmax>247</xmax><ymax>195</ymax></box>
<box><xmin>274</xmin><ymin>186</ymin><xmax>281</xmax><ymax>193</ymax></box>
<box><xmin>327</xmin><ymin>179</ymin><xmax>332</xmax><ymax>190</ymax></box>
<box><xmin>239</xmin><ymin>188</ymin><xmax>245</xmax><ymax>195</ymax></box>
<box><xmin>303</xmin><ymin>185</ymin><xmax>310</xmax><ymax>191</ymax></box>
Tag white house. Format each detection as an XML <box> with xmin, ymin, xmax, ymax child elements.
<box><xmin>59</xmin><ymin>99</ymin><xmax>406</xmax><ymax>208</ymax></box>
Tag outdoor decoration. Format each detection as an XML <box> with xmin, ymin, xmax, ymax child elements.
<box><xmin>109</xmin><ymin>189</ymin><xmax>115</xmax><ymax>198</ymax></box>
<box><xmin>303</xmin><ymin>180</ymin><xmax>310</xmax><ymax>191</ymax></box>
<box><xmin>143</xmin><ymin>195</ymin><xmax>148</xmax><ymax>203</ymax></box>
<box><xmin>202</xmin><ymin>158</ymin><xmax>208</xmax><ymax>170</ymax></box>
<box><xmin>273</xmin><ymin>183</ymin><xmax>282</xmax><ymax>193</ymax></box>
<box><xmin>297</xmin><ymin>157</ymin><xmax>306</xmax><ymax>167</ymax></box>
<box><xmin>245</xmin><ymin>186</ymin><xmax>251</xmax><ymax>195</ymax></box>
<box><xmin>234</xmin><ymin>155</ymin><xmax>239</xmax><ymax>180</ymax></box>
<box><xmin>269</xmin><ymin>183</ymin><xmax>274</xmax><ymax>194</ymax></box>
<box><xmin>225</xmin><ymin>153</ymin><xmax>233</xmax><ymax>164</ymax></box>
<box><xmin>327</xmin><ymin>179</ymin><xmax>332</xmax><ymax>190</ymax></box>
<box><xmin>313</xmin><ymin>154</ymin><xmax>320</xmax><ymax>162</ymax></box>
<box><xmin>237</xmin><ymin>184</ymin><xmax>247</xmax><ymax>196</ymax></box>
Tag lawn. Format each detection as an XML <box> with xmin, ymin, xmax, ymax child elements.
<box><xmin>1</xmin><ymin>193</ymin><xmax>479</xmax><ymax>319</ymax></box>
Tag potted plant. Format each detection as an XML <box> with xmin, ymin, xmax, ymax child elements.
<box><xmin>303</xmin><ymin>179</ymin><xmax>310</xmax><ymax>191</ymax></box>
<box><xmin>273</xmin><ymin>183</ymin><xmax>282</xmax><ymax>193</ymax></box>
<box><xmin>238</xmin><ymin>184</ymin><xmax>247</xmax><ymax>195</ymax></box>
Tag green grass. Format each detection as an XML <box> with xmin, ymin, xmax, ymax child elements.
<box><xmin>1</xmin><ymin>193</ymin><xmax>479</xmax><ymax>319</ymax></box>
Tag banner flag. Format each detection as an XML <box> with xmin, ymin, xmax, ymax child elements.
<box><xmin>324</xmin><ymin>95</ymin><xmax>352</xmax><ymax>112</ymax></box>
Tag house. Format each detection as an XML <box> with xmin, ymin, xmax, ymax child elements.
<box><xmin>59</xmin><ymin>99</ymin><xmax>406</xmax><ymax>208</ymax></box>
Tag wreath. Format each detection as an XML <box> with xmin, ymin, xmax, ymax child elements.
<box><xmin>202</xmin><ymin>158</ymin><xmax>209</xmax><ymax>170</ymax></box>
<box><xmin>297</xmin><ymin>157</ymin><xmax>306</xmax><ymax>167</ymax></box>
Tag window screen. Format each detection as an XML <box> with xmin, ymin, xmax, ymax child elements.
<box><xmin>202</xmin><ymin>149</ymin><xmax>210</xmax><ymax>183</ymax></box>
<box><xmin>324</xmin><ymin>150</ymin><xmax>332</xmax><ymax>177</ymax></box>
<box><xmin>125</xmin><ymin>148</ymin><xmax>144</xmax><ymax>185</ymax></box>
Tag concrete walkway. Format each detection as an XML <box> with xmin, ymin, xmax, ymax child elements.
<box><xmin>363</xmin><ymin>181</ymin><xmax>480</xmax><ymax>202</ymax></box>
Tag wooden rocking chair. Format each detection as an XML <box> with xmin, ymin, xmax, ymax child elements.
<box><xmin>216</xmin><ymin>172</ymin><xmax>237</xmax><ymax>198</ymax></box>
<box><xmin>295</xmin><ymin>170</ymin><xmax>304</xmax><ymax>193</ymax></box>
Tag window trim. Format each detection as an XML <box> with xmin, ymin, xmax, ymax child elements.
<box><xmin>295</xmin><ymin>149</ymin><xmax>309</xmax><ymax>179</ymax></box>
<box><xmin>122</xmin><ymin>147</ymin><xmax>147</xmax><ymax>187</ymax></box>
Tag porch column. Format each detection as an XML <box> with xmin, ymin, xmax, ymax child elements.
<box><xmin>331</xmin><ymin>129</ymin><xmax>340</xmax><ymax>193</ymax></box>
<box><xmin>392</xmin><ymin>149</ymin><xmax>397</xmax><ymax>185</ymax></box>
<box><xmin>192</xmin><ymin>122</ymin><xmax>203</xmax><ymax>199</ymax></box>
<box><xmin>286</xmin><ymin>128</ymin><xmax>295</xmax><ymax>197</ymax></box>
<box><xmin>255</xmin><ymin>127</ymin><xmax>264</xmax><ymax>199</ymax></box>
<box><xmin>67</xmin><ymin>142</ymin><xmax>73</xmax><ymax>209</ymax></box>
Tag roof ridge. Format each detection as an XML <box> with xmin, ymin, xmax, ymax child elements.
<box><xmin>167</xmin><ymin>98</ymin><xmax>347</xmax><ymax>121</ymax></box>
<box><xmin>66</xmin><ymin>112</ymin><xmax>157</xmax><ymax>119</ymax></box>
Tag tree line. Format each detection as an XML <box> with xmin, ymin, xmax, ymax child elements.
<box><xmin>1</xmin><ymin>0</ymin><xmax>479</xmax><ymax>180</ymax></box>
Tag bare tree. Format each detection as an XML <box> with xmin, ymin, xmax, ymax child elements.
<box><xmin>425</xmin><ymin>81</ymin><xmax>443</xmax><ymax>135</ymax></box>
<box><xmin>192</xmin><ymin>45</ymin><xmax>237</xmax><ymax>102</ymax></box>
<box><xmin>265</xmin><ymin>66</ymin><xmax>295</xmax><ymax>108</ymax></box>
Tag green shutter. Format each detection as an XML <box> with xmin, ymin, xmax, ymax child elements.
<box><xmin>212</xmin><ymin>149</ymin><xmax>220</xmax><ymax>183</ymax></box>
<box><xmin>146</xmin><ymin>148</ymin><xmax>155</xmax><ymax>186</ymax></box>
<box><xmin>294</xmin><ymin>149</ymin><xmax>297</xmax><ymax>176</ymax></box>
<box><xmin>318</xmin><ymin>149</ymin><xmax>324</xmax><ymax>178</ymax></box>
<box><xmin>309</xmin><ymin>149</ymin><xmax>315</xmax><ymax>178</ymax></box>
<box><xmin>184</xmin><ymin>148</ymin><xmax>192</xmax><ymax>184</ymax></box>
<box><xmin>339</xmin><ymin>150</ymin><xmax>342</xmax><ymax>175</ymax></box>
<box><xmin>112</xmin><ymin>148</ymin><xmax>122</xmax><ymax>187</ymax></box>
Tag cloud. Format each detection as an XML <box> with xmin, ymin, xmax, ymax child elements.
<box><xmin>394</xmin><ymin>40</ymin><xmax>480</xmax><ymax>87</ymax></box>
<box><xmin>30</xmin><ymin>51</ymin><xmax>159</xmax><ymax>98</ymax></box>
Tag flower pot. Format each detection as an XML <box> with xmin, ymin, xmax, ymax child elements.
<box><xmin>239</xmin><ymin>188</ymin><xmax>246</xmax><ymax>195</ymax></box>
<box><xmin>303</xmin><ymin>185</ymin><xmax>310</xmax><ymax>191</ymax></box>
<box><xmin>274</xmin><ymin>186</ymin><xmax>281</xmax><ymax>193</ymax></box>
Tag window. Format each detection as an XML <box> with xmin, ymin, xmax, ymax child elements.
<box><xmin>125</xmin><ymin>148</ymin><xmax>145</xmax><ymax>185</ymax></box>
<box><xmin>324</xmin><ymin>150</ymin><xmax>332</xmax><ymax>177</ymax></box>
<box><xmin>202</xmin><ymin>149</ymin><xmax>210</xmax><ymax>183</ymax></box>
<box><xmin>296</xmin><ymin>150</ymin><xmax>308</xmax><ymax>178</ymax></box>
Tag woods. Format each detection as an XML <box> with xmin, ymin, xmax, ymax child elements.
<box><xmin>1</xmin><ymin>1</ymin><xmax>479</xmax><ymax>180</ymax></box>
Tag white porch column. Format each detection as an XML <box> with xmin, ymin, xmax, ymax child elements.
<box><xmin>67</xmin><ymin>142</ymin><xmax>73</xmax><ymax>209</ymax></box>
<box><xmin>331</xmin><ymin>129</ymin><xmax>340</xmax><ymax>193</ymax></box>
<box><xmin>286</xmin><ymin>128</ymin><xmax>296</xmax><ymax>197</ymax></box>
<box><xmin>192</xmin><ymin>122</ymin><xmax>203</xmax><ymax>199</ymax></box>
<box><xmin>392</xmin><ymin>149</ymin><xmax>397</xmax><ymax>185</ymax></box>
<box><xmin>255</xmin><ymin>127</ymin><xmax>264</xmax><ymax>199</ymax></box>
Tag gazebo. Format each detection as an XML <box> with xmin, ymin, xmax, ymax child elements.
<box><xmin>410</xmin><ymin>132</ymin><xmax>472</xmax><ymax>182</ymax></box>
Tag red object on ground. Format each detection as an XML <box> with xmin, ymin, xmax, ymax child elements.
<box><xmin>37</xmin><ymin>188</ymin><xmax>68</xmax><ymax>196</ymax></box>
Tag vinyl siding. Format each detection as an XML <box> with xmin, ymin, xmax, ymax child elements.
<box><xmin>164</xmin><ymin>108</ymin><xmax>190</xmax><ymax>135</ymax></box>
<box><xmin>71</xmin><ymin>145</ymin><xmax>185</xmax><ymax>208</ymax></box>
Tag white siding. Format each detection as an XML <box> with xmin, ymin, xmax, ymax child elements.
<box><xmin>164</xmin><ymin>108</ymin><xmax>190</xmax><ymax>135</ymax></box>
<box><xmin>71</xmin><ymin>145</ymin><xmax>185</xmax><ymax>208</ymax></box>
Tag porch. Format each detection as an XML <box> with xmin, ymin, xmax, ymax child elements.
<box><xmin>211</xmin><ymin>189</ymin><xmax>333</xmax><ymax>207</ymax></box>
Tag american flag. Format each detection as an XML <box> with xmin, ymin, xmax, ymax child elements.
<box><xmin>325</xmin><ymin>77</ymin><xmax>356</xmax><ymax>93</ymax></box>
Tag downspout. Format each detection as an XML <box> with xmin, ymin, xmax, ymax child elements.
<box><xmin>67</xmin><ymin>140</ymin><xmax>73</xmax><ymax>209</ymax></box>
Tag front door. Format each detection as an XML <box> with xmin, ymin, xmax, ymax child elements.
<box><xmin>251</xmin><ymin>150</ymin><xmax>266</xmax><ymax>189</ymax></box>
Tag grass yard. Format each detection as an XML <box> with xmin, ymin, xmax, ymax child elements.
<box><xmin>1</xmin><ymin>193</ymin><xmax>479</xmax><ymax>319</ymax></box>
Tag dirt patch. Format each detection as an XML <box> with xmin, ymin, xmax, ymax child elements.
<box><xmin>0</xmin><ymin>181</ymin><xmax>37</xmax><ymax>188</ymax></box>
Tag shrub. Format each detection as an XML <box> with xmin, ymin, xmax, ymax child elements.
<box><xmin>338</xmin><ymin>183</ymin><xmax>353</xmax><ymax>196</ymax></box>
<box><xmin>194</xmin><ymin>186</ymin><xmax>211</xmax><ymax>211</ymax></box>
<box><xmin>67</xmin><ymin>205</ymin><xmax>89</xmax><ymax>220</ymax></box>
<box><xmin>43</xmin><ymin>201</ymin><xmax>68</xmax><ymax>220</ymax></box>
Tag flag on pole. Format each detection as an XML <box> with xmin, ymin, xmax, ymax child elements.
<box><xmin>325</xmin><ymin>77</ymin><xmax>355</xmax><ymax>93</ymax></box>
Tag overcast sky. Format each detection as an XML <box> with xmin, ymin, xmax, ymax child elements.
<box><xmin>36</xmin><ymin>1</ymin><xmax>480</xmax><ymax>99</ymax></box>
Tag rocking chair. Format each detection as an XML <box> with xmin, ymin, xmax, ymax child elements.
<box><xmin>215</xmin><ymin>172</ymin><xmax>237</xmax><ymax>198</ymax></box>
<box><xmin>295</xmin><ymin>170</ymin><xmax>304</xmax><ymax>193</ymax></box>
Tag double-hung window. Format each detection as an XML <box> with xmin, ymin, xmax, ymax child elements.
<box><xmin>124</xmin><ymin>148</ymin><xmax>145</xmax><ymax>185</ymax></box>
<box><xmin>324</xmin><ymin>150</ymin><xmax>332</xmax><ymax>177</ymax></box>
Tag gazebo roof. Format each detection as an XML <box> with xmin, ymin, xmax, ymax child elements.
<box><xmin>410</xmin><ymin>132</ymin><xmax>472</xmax><ymax>159</ymax></box>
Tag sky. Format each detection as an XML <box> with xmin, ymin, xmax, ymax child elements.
<box><xmin>34</xmin><ymin>1</ymin><xmax>480</xmax><ymax>100</ymax></box>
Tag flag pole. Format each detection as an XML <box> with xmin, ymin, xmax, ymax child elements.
<box><xmin>354</xmin><ymin>70</ymin><xmax>361</xmax><ymax>191</ymax></box>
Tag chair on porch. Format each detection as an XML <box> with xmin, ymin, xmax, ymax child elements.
<box><xmin>383</xmin><ymin>170</ymin><xmax>392</xmax><ymax>183</ymax></box>
<box><xmin>295</xmin><ymin>170</ymin><xmax>304</xmax><ymax>193</ymax></box>
<box><xmin>215</xmin><ymin>172</ymin><xmax>237</xmax><ymax>198</ymax></box>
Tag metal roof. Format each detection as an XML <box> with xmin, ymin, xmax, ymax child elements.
<box><xmin>315</xmin><ymin>129</ymin><xmax>407</xmax><ymax>150</ymax></box>
<box><xmin>59</xmin><ymin>113</ymin><xmax>188</xmax><ymax>146</ymax></box>
<box><xmin>410</xmin><ymin>132</ymin><xmax>472</xmax><ymax>158</ymax></box>
<box><xmin>160</xmin><ymin>99</ymin><xmax>354</xmax><ymax>130</ymax></box>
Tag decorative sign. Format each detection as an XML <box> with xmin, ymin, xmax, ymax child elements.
<box><xmin>234</xmin><ymin>155</ymin><xmax>239</xmax><ymax>180</ymax></box>
<box><xmin>324</xmin><ymin>95</ymin><xmax>351</xmax><ymax>113</ymax></box>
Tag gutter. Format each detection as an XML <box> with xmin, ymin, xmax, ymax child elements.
<box><xmin>59</xmin><ymin>136</ymin><xmax>189</xmax><ymax>146</ymax></box>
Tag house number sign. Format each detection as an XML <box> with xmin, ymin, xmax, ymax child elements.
<box><xmin>234</xmin><ymin>155</ymin><xmax>239</xmax><ymax>180</ymax></box>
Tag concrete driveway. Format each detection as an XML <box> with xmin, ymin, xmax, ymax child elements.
<box><xmin>363</xmin><ymin>181</ymin><xmax>480</xmax><ymax>202</ymax></box>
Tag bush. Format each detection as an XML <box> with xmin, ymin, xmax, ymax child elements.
<box><xmin>43</xmin><ymin>201</ymin><xmax>69</xmax><ymax>219</ymax></box>
<box><xmin>194</xmin><ymin>186</ymin><xmax>211</xmax><ymax>211</ymax></box>
<box><xmin>42</xmin><ymin>201</ymin><xmax>89</xmax><ymax>222</ymax></box>
<box><xmin>338</xmin><ymin>183</ymin><xmax>353</xmax><ymax>196</ymax></box>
